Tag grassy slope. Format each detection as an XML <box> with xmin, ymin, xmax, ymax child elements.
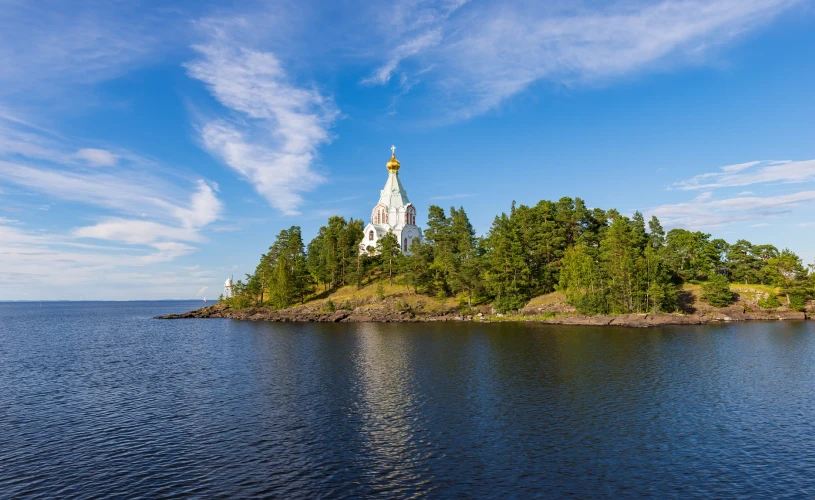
<box><xmin>302</xmin><ymin>279</ymin><xmax>469</xmax><ymax>316</ymax></box>
<box><xmin>269</xmin><ymin>279</ymin><xmax>796</xmax><ymax>317</ymax></box>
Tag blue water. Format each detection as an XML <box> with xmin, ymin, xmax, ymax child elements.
<box><xmin>1</xmin><ymin>301</ymin><xmax>814</xmax><ymax>498</ymax></box>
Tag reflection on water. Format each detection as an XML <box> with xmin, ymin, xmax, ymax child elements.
<box><xmin>1</xmin><ymin>302</ymin><xmax>815</xmax><ymax>498</ymax></box>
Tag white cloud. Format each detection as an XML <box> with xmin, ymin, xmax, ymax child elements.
<box><xmin>185</xmin><ymin>32</ymin><xmax>338</xmax><ymax>214</ymax></box>
<box><xmin>363</xmin><ymin>29</ymin><xmax>444</xmax><ymax>85</ymax></box>
<box><xmin>2</xmin><ymin>161</ymin><xmax>220</xmax><ymax>225</ymax></box>
<box><xmin>73</xmin><ymin>219</ymin><xmax>200</xmax><ymax>245</ymax></box>
<box><xmin>363</xmin><ymin>0</ymin><xmax>801</xmax><ymax>119</ymax></box>
<box><xmin>650</xmin><ymin>190</ymin><xmax>815</xmax><ymax>229</ymax></box>
<box><xmin>0</xmin><ymin>115</ymin><xmax>224</xmax><ymax>297</ymax></box>
<box><xmin>721</xmin><ymin>161</ymin><xmax>761</xmax><ymax>172</ymax></box>
<box><xmin>0</xmin><ymin>1</ymin><xmax>195</xmax><ymax>98</ymax></box>
<box><xmin>674</xmin><ymin>159</ymin><xmax>815</xmax><ymax>190</ymax></box>
<box><xmin>75</xmin><ymin>148</ymin><xmax>117</xmax><ymax>167</ymax></box>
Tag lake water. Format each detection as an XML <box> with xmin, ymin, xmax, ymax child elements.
<box><xmin>1</xmin><ymin>301</ymin><xmax>814</xmax><ymax>498</ymax></box>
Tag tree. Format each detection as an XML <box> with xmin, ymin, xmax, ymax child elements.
<box><xmin>483</xmin><ymin>206</ymin><xmax>532</xmax><ymax>313</ymax></box>
<box><xmin>306</xmin><ymin>216</ymin><xmax>364</xmax><ymax>290</ymax></box>
<box><xmin>665</xmin><ymin>229</ymin><xmax>722</xmax><ymax>281</ymax></box>
<box><xmin>559</xmin><ymin>244</ymin><xmax>607</xmax><ymax>314</ymax></box>
<box><xmin>726</xmin><ymin>239</ymin><xmax>760</xmax><ymax>285</ymax></box>
<box><xmin>765</xmin><ymin>249</ymin><xmax>808</xmax><ymax>307</ymax></box>
<box><xmin>600</xmin><ymin>215</ymin><xmax>641</xmax><ymax>313</ymax></box>
<box><xmin>643</xmin><ymin>244</ymin><xmax>678</xmax><ymax>313</ymax></box>
<box><xmin>376</xmin><ymin>231</ymin><xmax>400</xmax><ymax>286</ymax></box>
<box><xmin>648</xmin><ymin>216</ymin><xmax>666</xmax><ymax>249</ymax></box>
<box><xmin>399</xmin><ymin>240</ymin><xmax>434</xmax><ymax>294</ymax></box>
<box><xmin>701</xmin><ymin>274</ymin><xmax>735</xmax><ymax>307</ymax></box>
<box><xmin>287</xmin><ymin>227</ymin><xmax>314</xmax><ymax>304</ymax></box>
<box><xmin>447</xmin><ymin>207</ymin><xmax>482</xmax><ymax>306</ymax></box>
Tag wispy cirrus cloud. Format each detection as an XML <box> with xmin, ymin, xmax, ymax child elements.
<box><xmin>185</xmin><ymin>24</ymin><xmax>339</xmax><ymax>215</ymax></box>
<box><xmin>0</xmin><ymin>1</ymin><xmax>197</xmax><ymax>99</ymax></box>
<box><xmin>673</xmin><ymin>159</ymin><xmax>815</xmax><ymax>190</ymax></box>
<box><xmin>75</xmin><ymin>148</ymin><xmax>118</xmax><ymax>167</ymax></box>
<box><xmin>0</xmin><ymin>113</ymin><xmax>223</xmax><ymax>292</ymax></box>
<box><xmin>650</xmin><ymin>190</ymin><xmax>815</xmax><ymax>229</ymax></box>
<box><xmin>363</xmin><ymin>0</ymin><xmax>801</xmax><ymax>120</ymax></box>
<box><xmin>654</xmin><ymin>158</ymin><xmax>815</xmax><ymax>229</ymax></box>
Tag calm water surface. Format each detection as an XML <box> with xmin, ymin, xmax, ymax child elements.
<box><xmin>1</xmin><ymin>301</ymin><xmax>814</xmax><ymax>498</ymax></box>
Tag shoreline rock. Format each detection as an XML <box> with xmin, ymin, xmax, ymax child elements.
<box><xmin>157</xmin><ymin>303</ymin><xmax>808</xmax><ymax>327</ymax></box>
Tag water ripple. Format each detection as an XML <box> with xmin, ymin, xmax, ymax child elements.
<box><xmin>1</xmin><ymin>302</ymin><xmax>815</xmax><ymax>498</ymax></box>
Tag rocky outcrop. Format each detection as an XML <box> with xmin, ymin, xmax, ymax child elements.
<box><xmin>158</xmin><ymin>302</ymin><xmax>808</xmax><ymax>327</ymax></box>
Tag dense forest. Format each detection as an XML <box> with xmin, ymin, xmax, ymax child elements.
<box><xmin>225</xmin><ymin>197</ymin><xmax>813</xmax><ymax>314</ymax></box>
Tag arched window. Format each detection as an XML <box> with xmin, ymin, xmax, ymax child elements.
<box><xmin>369</xmin><ymin>230</ymin><xmax>374</xmax><ymax>241</ymax></box>
<box><xmin>374</xmin><ymin>205</ymin><xmax>388</xmax><ymax>225</ymax></box>
<box><xmin>406</xmin><ymin>206</ymin><xmax>416</xmax><ymax>225</ymax></box>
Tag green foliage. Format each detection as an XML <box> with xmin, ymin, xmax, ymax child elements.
<box><xmin>557</xmin><ymin>215</ymin><xmax>678</xmax><ymax>314</ymax></box>
<box><xmin>789</xmin><ymin>294</ymin><xmax>807</xmax><ymax>312</ymax></box>
<box><xmin>664</xmin><ymin>229</ymin><xmax>727</xmax><ymax>281</ymax></box>
<box><xmin>395</xmin><ymin>299</ymin><xmax>412</xmax><ymax>314</ymax></box>
<box><xmin>306</xmin><ymin>216</ymin><xmax>364</xmax><ymax>291</ymax></box>
<box><xmin>766</xmin><ymin>248</ymin><xmax>808</xmax><ymax>307</ymax></box>
<box><xmin>701</xmin><ymin>274</ymin><xmax>735</xmax><ymax>307</ymax></box>
<box><xmin>325</xmin><ymin>299</ymin><xmax>335</xmax><ymax>312</ymax></box>
<box><xmin>342</xmin><ymin>300</ymin><xmax>352</xmax><ymax>311</ymax></box>
<box><xmin>399</xmin><ymin>239</ymin><xmax>434</xmax><ymax>294</ymax></box>
<box><xmin>758</xmin><ymin>294</ymin><xmax>781</xmax><ymax>309</ymax></box>
<box><xmin>230</xmin><ymin>199</ymin><xmax>809</xmax><ymax>318</ymax></box>
<box><xmin>376</xmin><ymin>231</ymin><xmax>401</xmax><ymax>286</ymax></box>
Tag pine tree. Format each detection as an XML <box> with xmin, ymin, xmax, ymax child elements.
<box><xmin>376</xmin><ymin>231</ymin><xmax>400</xmax><ymax>286</ymax></box>
<box><xmin>765</xmin><ymin>249</ymin><xmax>808</xmax><ymax>307</ymax></box>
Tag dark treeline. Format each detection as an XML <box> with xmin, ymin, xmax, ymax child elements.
<box><xmin>227</xmin><ymin>197</ymin><xmax>813</xmax><ymax>314</ymax></box>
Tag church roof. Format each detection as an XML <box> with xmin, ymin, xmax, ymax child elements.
<box><xmin>378</xmin><ymin>170</ymin><xmax>411</xmax><ymax>209</ymax></box>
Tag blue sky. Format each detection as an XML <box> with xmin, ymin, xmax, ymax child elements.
<box><xmin>1</xmin><ymin>0</ymin><xmax>814</xmax><ymax>300</ymax></box>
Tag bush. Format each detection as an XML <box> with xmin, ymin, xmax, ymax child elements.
<box><xmin>342</xmin><ymin>300</ymin><xmax>352</xmax><ymax>311</ymax></box>
<box><xmin>648</xmin><ymin>283</ymin><xmax>679</xmax><ymax>313</ymax></box>
<box><xmin>758</xmin><ymin>294</ymin><xmax>781</xmax><ymax>309</ymax></box>
<box><xmin>493</xmin><ymin>289</ymin><xmax>530</xmax><ymax>314</ymax></box>
<box><xmin>376</xmin><ymin>283</ymin><xmax>385</xmax><ymax>301</ymax></box>
<box><xmin>325</xmin><ymin>299</ymin><xmax>336</xmax><ymax>312</ymax></box>
<box><xmin>789</xmin><ymin>294</ymin><xmax>807</xmax><ymax>312</ymax></box>
<box><xmin>395</xmin><ymin>299</ymin><xmax>412</xmax><ymax>314</ymax></box>
<box><xmin>701</xmin><ymin>274</ymin><xmax>735</xmax><ymax>308</ymax></box>
<box><xmin>569</xmin><ymin>292</ymin><xmax>610</xmax><ymax>315</ymax></box>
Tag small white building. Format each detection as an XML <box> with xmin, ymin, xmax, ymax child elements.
<box><xmin>360</xmin><ymin>146</ymin><xmax>423</xmax><ymax>255</ymax></box>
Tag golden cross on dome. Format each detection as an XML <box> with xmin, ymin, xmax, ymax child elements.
<box><xmin>391</xmin><ymin>145</ymin><xmax>396</xmax><ymax>156</ymax></box>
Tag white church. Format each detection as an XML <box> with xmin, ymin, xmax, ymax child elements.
<box><xmin>360</xmin><ymin>146</ymin><xmax>423</xmax><ymax>256</ymax></box>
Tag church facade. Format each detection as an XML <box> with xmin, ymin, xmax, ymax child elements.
<box><xmin>360</xmin><ymin>146</ymin><xmax>423</xmax><ymax>256</ymax></box>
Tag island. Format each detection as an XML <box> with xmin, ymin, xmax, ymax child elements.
<box><xmin>161</xmin><ymin>148</ymin><xmax>814</xmax><ymax>326</ymax></box>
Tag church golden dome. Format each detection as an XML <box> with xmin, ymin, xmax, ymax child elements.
<box><xmin>386</xmin><ymin>145</ymin><xmax>400</xmax><ymax>173</ymax></box>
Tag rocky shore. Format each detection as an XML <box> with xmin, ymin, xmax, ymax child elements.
<box><xmin>158</xmin><ymin>302</ymin><xmax>808</xmax><ymax>327</ymax></box>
